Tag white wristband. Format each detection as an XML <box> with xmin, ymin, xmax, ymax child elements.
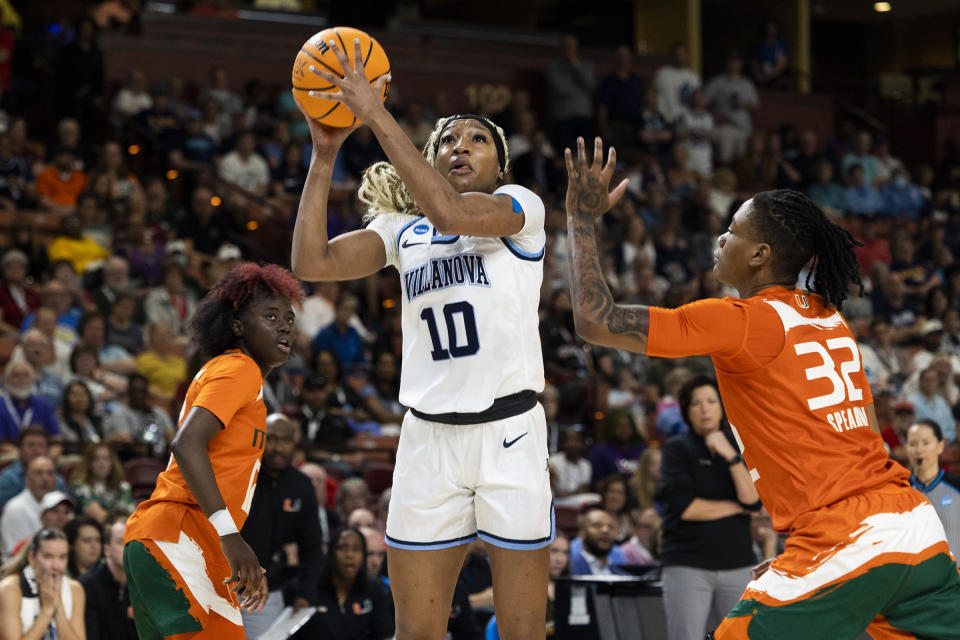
<box><xmin>209</xmin><ymin>509</ymin><xmax>238</xmax><ymax>537</ymax></box>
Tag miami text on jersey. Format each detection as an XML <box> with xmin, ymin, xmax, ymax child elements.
<box><xmin>403</xmin><ymin>253</ymin><xmax>491</xmax><ymax>302</ymax></box>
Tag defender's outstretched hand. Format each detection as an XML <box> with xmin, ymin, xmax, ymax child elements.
<box><xmin>564</xmin><ymin>136</ymin><xmax>629</xmax><ymax>221</ymax></box>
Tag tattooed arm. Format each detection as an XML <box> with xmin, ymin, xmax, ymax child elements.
<box><xmin>564</xmin><ymin>137</ymin><xmax>650</xmax><ymax>354</ymax></box>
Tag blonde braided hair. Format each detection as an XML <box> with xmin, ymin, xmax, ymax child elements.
<box><xmin>359</xmin><ymin>116</ymin><xmax>510</xmax><ymax>222</ymax></box>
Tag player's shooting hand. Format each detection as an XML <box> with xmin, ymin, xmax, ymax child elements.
<box><xmin>294</xmin><ymin>99</ymin><xmax>359</xmax><ymax>157</ymax></box>
<box><xmin>220</xmin><ymin>533</ymin><xmax>267</xmax><ymax>612</ymax></box>
<box><xmin>564</xmin><ymin>136</ymin><xmax>629</xmax><ymax>222</ymax></box>
<box><xmin>309</xmin><ymin>38</ymin><xmax>390</xmax><ymax>125</ymax></box>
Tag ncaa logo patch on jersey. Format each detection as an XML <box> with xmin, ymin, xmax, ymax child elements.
<box><xmin>795</xmin><ymin>294</ymin><xmax>809</xmax><ymax>308</ymax></box>
<box><xmin>413</xmin><ymin>224</ymin><xmax>429</xmax><ymax>235</ymax></box>
<box><xmin>942</xmin><ymin>494</ymin><xmax>954</xmax><ymax>507</ymax></box>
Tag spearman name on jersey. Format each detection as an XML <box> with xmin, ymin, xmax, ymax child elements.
<box><xmin>367</xmin><ymin>184</ymin><xmax>546</xmax><ymax>414</ymax></box>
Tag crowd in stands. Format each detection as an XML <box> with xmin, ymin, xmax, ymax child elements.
<box><xmin>0</xmin><ymin>8</ymin><xmax>958</xmax><ymax>639</ymax></box>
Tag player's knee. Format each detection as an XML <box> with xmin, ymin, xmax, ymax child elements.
<box><xmin>394</xmin><ymin>618</ymin><xmax>446</xmax><ymax>640</ymax></box>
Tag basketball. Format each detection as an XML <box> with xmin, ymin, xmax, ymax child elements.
<box><xmin>292</xmin><ymin>26</ymin><xmax>390</xmax><ymax>127</ymax></box>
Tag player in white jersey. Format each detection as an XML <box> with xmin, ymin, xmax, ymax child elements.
<box><xmin>291</xmin><ymin>40</ymin><xmax>553</xmax><ymax>640</ymax></box>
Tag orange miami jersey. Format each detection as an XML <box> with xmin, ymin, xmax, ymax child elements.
<box><xmin>126</xmin><ymin>350</ymin><xmax>267</xmax><ymax>544</ymax></box>
<box><xmin>647</xmin><ymin>286</ymin><xmax>908</xmax><ymax>533</ymax></box>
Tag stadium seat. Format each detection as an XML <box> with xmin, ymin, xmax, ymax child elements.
<box><xmin>554</xmin><ymin>505</ymin><xmax>581</xmax><ymax>538</ymax></box>
<box><xmin>125</xmin><ymin>458</ymin><xmax>165</xmax><ymax>500</ymax></box>
<box><xmin>362</xmin><ymin>461</ymin><xmax>395</xmax><ymax>496</ymax></box>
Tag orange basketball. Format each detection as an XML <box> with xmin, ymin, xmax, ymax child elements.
<box><xmin>292</xmin><ymin>26</ymin><xmax>390</xmax><ymax>127</ymax></box>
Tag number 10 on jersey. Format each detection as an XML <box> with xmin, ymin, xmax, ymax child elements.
<box><xmin>420</xmin><ymin>301</ymin><xmax>480</xmax><ymax>361</ymax></box>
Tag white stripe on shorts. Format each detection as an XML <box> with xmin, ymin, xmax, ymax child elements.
<box><xmin>153</xmin><ymin>531</ymin><xmax>243</xmax><ymax>625</ymax></box>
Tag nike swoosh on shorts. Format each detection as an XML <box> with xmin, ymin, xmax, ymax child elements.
<box><xmin>503</xmin><ymin>433</ymin><xmax>528</xmax><ymax>448</ymax></box>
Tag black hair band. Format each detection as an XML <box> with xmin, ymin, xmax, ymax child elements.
<box><xmin>435</xmin><ymin>114</ymin><xmax>505</xmax><ymax>172</ymax></box>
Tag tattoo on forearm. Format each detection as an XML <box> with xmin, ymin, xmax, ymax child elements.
<box><xmin>566</xmin><ymin>213</ymin><xmax>648</xmax><ymax>348</ymax></box>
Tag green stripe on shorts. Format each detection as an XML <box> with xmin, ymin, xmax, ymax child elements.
<box><xmin>726</xmin><ymin>552</ymin><xmax>960</xmax><ymax>640</ymax></box>
<box><xmin>123</xmin><ymin>540</ymin><xmax>204</xmax><ymax>638</ymax></box>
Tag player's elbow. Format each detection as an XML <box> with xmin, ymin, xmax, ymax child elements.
<box><xmin>573</xmin><ymin>312</ymin><xmax>606</xmax><ymax>344</ymax></box>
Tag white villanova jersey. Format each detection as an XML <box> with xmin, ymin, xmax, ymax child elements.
<box><xmin>367</xmin><ymin>184</ymin><xmax>546</xmax><ymax>414</ymax></box>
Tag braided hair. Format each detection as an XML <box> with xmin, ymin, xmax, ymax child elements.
<box><xmin>749</xmin><ymin>189</ymin><xmax>863</xmax><ymax>310</ymax></box>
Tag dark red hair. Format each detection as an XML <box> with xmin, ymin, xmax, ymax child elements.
<box><xmin>188</xmin><ymin>263</ymin><xmax>304</xmax><ymax>359</ymax></box>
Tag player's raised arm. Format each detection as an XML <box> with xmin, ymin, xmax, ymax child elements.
<box><xmin>291</xmin><ymin>110</ymin><xmax>388</xmax><ymax>282</ymax></box>
<box><xmin>564</xmin><ymin>136</ymin><xmax>647</xmax><ymax>353</ymax></box>
<box><xmin>312</xmin><ymin>39</ymin><xmax>524</xmax><ymax>238</ymax></box>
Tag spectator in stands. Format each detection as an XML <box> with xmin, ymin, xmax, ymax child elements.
<box><xmin>547</xmin><ymin>34</ymin><xmax>595</xmax><ymax>153</ymax></box>
<box><xmin>882</xmin><ymin>400</ymin><xmax>914</xmax><ymax>464</ymax></box>
<box><xmin>705</xmin><ymin>49</ymin><xmax>759</xmax><ymax>165</ymax></box>
<box><xmin>356</xmin><ymin>350</ymin><xmax>405</xmax><ymax>429</ymax></box>
<box><xmin>103</xmin><ymin>373</ymin><xmax>174</xmax><ymax>454</ymax></box>
<box><xmin>291</xmin><ymin>526</ymin><xmax>394</xmax><ymax>640</ymax></box>
<box><xmin>347</xmin><ymin>508</ymin><xmax>376</xmax><ymax>530</ymax></box>
<box><xmin>144</xmin><ymin>260</ymin><xmax>197</xmax><ymax>335</ymax></box>
<box><xmin>241</xmin><ymin>414</ymin><xmax>323</xmax><ymax>635</ymax></box>
<box><xmin>873</xmin><ymin>274</ymin><xmax>922</xmax><ymax>339</ymax></box>
<box><xmin>598</xmin><ymin>474</ymin><xmax>633</xmax><ymax>544</ymax></box>
<box><xmin>135</xmin><ymin>320</ymin><xmax>186</xmax><ymax>400</ymax></box>
<box><xmin>54</xmin><ymin>16</ymin><xmax>104</xmax><ymax>143</ymax></box>
<box><xmin>638</xmin><ymin>86</ymin><xmax>673</xmax><ymax>161</ymax></box>
<box><xmin>57</xmin><ymin>380</ymin><xmax>103</xmax><ymax>444</ymax></box>
<box><xmin>271</xmin><ymin>142</ymin><xmax>308</xmax><ymax>208</ymax></box>
<box><xmin>676</xmin><ymin>88</ymin><xmax>714</xmax><ymax>179</ymax></box>
<box><xmin>335</xmin><ymin>477</ymin><xmax>372</xmax><ymax>522</ymax></box>
<box><xmin>588</xmin><ymin>409</ymin><xmax>644</xmax><ymax>486</ymax></box>
<box><xmin>871</xmin><ymin>135</ymin><xmax>903</xmax><ymax>187</ymax></box>
<box><xmin>568</xmin><ymin>506</ymin><xmax>628</xmax><ymax>576</ymax></box>
<box><xmin>619</xmin><ymin>507</ymin><xmax>660</xmax><ymax>566</ymax></box>
<box><xmin>788</xmin><ymin>129</ymin><xmax>824</xmax><ymax>189</ymax></box>
<box><xmin>36</xmin><ymin>147</ymin><xmax>88</xmax><ymax>213</ymax></box>
<box><xmin>629</xmin><ymin>446</ymin><xmax>662</xmax><ymax>513</ymax></box>
<box><xmin>807</xmin><ymin>159</ymin><xmax>847</xmax><ymax>217</ymax></box>
<box><xmin>0</xmin><ymin>134</ymin><xmax>36</xmax><ymax>209</ymax></box>
<box><xmin>313</xmin><ymin>292</ymin><xmax>366</xmax><ymax>368</ymax></box>
<box><xmin>597</xmin><ymin>45</ymin><xmax>644</xmax><ymax>158</ymax></box>
<box><xmin>298</xmin><ymin>372</ymin><xmax>353</xmax><ymax>449</ymax></box>
<box><xmin>69</xmin><ymin>442</ymin><xmax>134</xmax><ymax>523</ymax></box>
<box><xmin>63</xmin><ymin>515</ymin><xmax>102</xmax><ymax>578</ymax></box>
<box><xmin>550</xmin><ymin>428</ymin><xmax>595</xmax><ymax>507</ymax></box>
<box><xmin>842</xmin><ymin>131</ymin><xmax>880</xmax><ymax>189</ymax></box>
<box><xmin>1</xmin><ymin>457</ymin><xmax>60</xmax><ymax>557</ymax></box>
<box><xmin>111</xmin><ymin>69</ymin><xmax>152</xmax><ymax>121</ymax></box>
<box><xmin>91</xmin><ymin>140</ymin><xmax>139</xmax><ymax>201</ymax></box>
<box><xmin>105</xmin><ymin>293</ymin><xmax>144</xmax><ymax>357</ymax></box>
<box><xmin>0</xmin><ymin>361</ymin><xmax>60</xmax><ymax>440</ymax></box>
<box><xmin>752</xmin><ymin>18</ymin><xmax>788</xmax><ymax>86</ymax></box>
<box><xmin>48</xmin><ymin>214</ymin><xmax>109</xmax><ymax>275</ymax></box>
<box><xmin>169</xmin><ymin>110</ymin><xmax>218</xmax><ymax>173</ymax></box>
<box><xmin>218</xmin><ymin>128</ymin><xmax>270</xmax><ymax>196</ymax></box>
<box><xmin>9</xmin><ymin>221</ymin><xmax>51</xmax><ymax>283</ymax></box>
<box><xmin>881</xmin><ymin>167</ymin><xmax>924</xmax><ymax>219</ymax></box>
<box><xmin>68</xmin><ymin>343</ymin><xmax>125</xmax><ymax>407</ymax></box>
<box><xmin>80</xmin><ymin>514</ymin><xmax>139</xmax><ymax>640</ymax></box>
<box><xmin>200</xmin><ymin>65</ymin><xmax>243</xmax><ymax>123</ymax></box>
<box><xmin>659</xmin><ymin>376</ymin><xmax>759</xmax><ymax>640</ymax></box>
<box><xmin>765</xmin><ymin>131</ymin><xmax>801</xmax><ymax>188</ymax></box>
<box><xmin>944</xmin><ymin>306</ymin><xmax>960</xmax><ymax>355</ymax></box>
<box><xmin>906</xmin><ymin>420</ymin><xmax>960</xmax><ymax>566</ymax></box>
<box><xmin>0</xmin><ymin>428</ymin><xmax>68</xmax><ymax>511</ymax></box>
<box><xmin>890</xmin><ymin>235</ymin><xmax>941</xmax><ymax>307</ymax></box>
<box><xmin>92</xmin><ymin>256</ymin><xmax>133</xmax><ymax>318</ymax></box>
<box><xmin>654</xmin><ymin>42</ymin><xmax>701</xmax><ymax>124</ymax></box>
<box><xmin>296</xmin><ymin>281</ymin><xmax>338</xmax><ymax>346</ymax></box>
<box><xmin>0</xmin><ymin>250</ymin><xmax>40</xmax><ymax>332</ymax></box>
<box><xmin>78</xmin><ymin>311</ymin><xmax>135</xmax><ymax>376</ymax></box>
<box><xmin>859</xmin><ymin>318</ymin><xmax>907</xmax><ymax>389</ymax></box>
<box><xmin>133</xmin><ymin>86</ymin><xmax>182</xmax><ymax>154</ymax></box>
<box><xmin>844</xmin><ymin>164</ymin><xmax>884</xmax><ymax>216</ymax></box>
<box><xmin>299</xmin><ymin>463</ymin><xmax>341</xmax><ymax>555</ymax></box>
<box><xmin>908</xmin><ymin>367</ymin><xmax>956</xmax><ymax>443</ymax></box>
<box><xmin>15</xmin><ymin>329</ymin><xmax>66</xmax><ymax>408</ymax></box>
<box><xmin>53</xmin><ymin>118</ymin><xmax>87</xmax><ymax>169</ymax></box>
<box><xmin>0</xmin><ymin>528</ymin><xmax>86</xmax><ymax>640</ymax></box>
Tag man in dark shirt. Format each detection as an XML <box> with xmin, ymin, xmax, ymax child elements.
<box><xmin>241</xmin><ymin>413</ymin><xmax>323</xmax><ymax>637</ymax></box>
<box><xmin>81</xmin><ymin>514</ymin><xmax>139</xmax><ymax>640</ymax></box>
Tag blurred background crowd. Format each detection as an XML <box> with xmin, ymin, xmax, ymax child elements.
<box><xmin>0</xmin><ymin>0</ymin><xmax>958</xmax><ymax>638</ymax></box>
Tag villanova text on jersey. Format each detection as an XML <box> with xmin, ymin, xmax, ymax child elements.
<box><xmin>402</xmin><ymin>253</ymin><xmax>491</xmax><ymax>302</ymax></box>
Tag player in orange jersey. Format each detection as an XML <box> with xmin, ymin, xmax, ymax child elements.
<box><xmin>122</xmin><ymin>263</ymin><xmax>302</xmax><ymax>640</ymax></box>
<box><xmin>564</xmin><ymin>137</ymin><xmax>960</xmax><ymax>640</ymax></box>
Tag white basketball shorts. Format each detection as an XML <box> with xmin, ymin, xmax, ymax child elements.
<box><xmin>385</xmin><ymin>403</ymin><xmax>555</xmax><ymax>550</ymax></box>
